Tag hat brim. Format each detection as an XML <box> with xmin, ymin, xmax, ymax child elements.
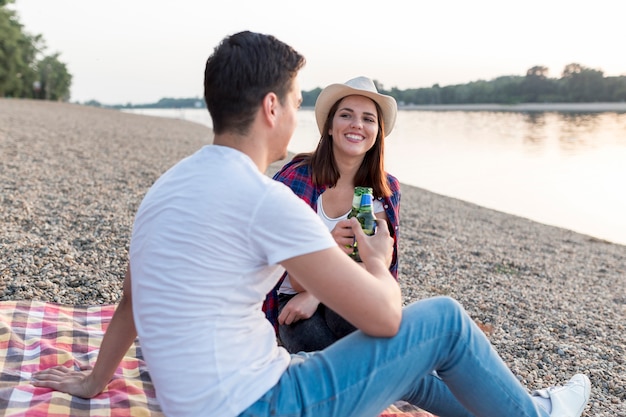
<box><xmin>314</xmin><ymin>84</ymin><xmax>397</xmax><ymax>137</ymax></box>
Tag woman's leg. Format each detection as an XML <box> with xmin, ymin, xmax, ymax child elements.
<box><xmin>242</xmin><ymin>296</ymin><xmax>548</xmax><ymax>417</ymax></box>
<box><xmin>324</xmin><ymin>306</ymin><xmax>357</xmax><ymax>339</ymax></box>
<box><xmin>278</xmin><ymin>295</ymin><xmax>337</xmax><ymax>353</ymax></box>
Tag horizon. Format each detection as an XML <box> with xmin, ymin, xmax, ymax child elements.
<box><xmin>10</xmin><ymin>0</ymin><xmax>626</xmax><ymax>105</ymax></box>
<box><xmin>100</xmin><ymin>68</ymin><xmax>626</xmax><ymax>107</ymax></box>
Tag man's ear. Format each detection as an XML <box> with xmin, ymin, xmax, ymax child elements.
<box><xmin>261</xmin><ymin>92</ymin><xmax>279</xmax><ymax>127</ymax></box>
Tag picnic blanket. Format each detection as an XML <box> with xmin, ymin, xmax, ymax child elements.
<box><xmin>0</xmin><ymin>301</ymin><xmax>161</xmax><ymax>417</ymax></box>
<box><xmin>0</xmin><ymin>301</ymin><xmax>435</xmax><ymax>417</ymax></box>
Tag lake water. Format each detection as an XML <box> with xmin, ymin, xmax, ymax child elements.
<box><xmin>124</xmin><ymin>107</ymin><xmax>626</xmax><ymax>246</ymax></box>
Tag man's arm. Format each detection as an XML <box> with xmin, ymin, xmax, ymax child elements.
<box><xmin>280</xmin><ymin>211</ymin><xmax>390</xmax><ymax>325</ymax></box>
<box><xmin>32</xmin><ymin>265</ymin><xmax>138</xmax><ymax>398</ymax></box>
<box><xmin>281</xmin><ymin>218</ymin><xmax>401</xmax><ymax>337</ymax></box>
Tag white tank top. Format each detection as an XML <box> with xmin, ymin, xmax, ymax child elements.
<box><xmin>316</xmin><ymin>193</ymin><xmax>384</xmax><ymax>229</ymax></box>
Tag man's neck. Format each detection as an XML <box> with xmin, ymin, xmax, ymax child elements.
<box><xmin>213</xmin><ymin>133</ymin><xmax>269</xmax><ymax>173</ymax></box>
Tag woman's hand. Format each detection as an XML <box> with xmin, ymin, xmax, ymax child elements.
<box><xmin>278</xmin><ymin>292</ymin><xmax>320</xmax><ymax>325</ymax></box>
<box><xmin>330</xmin><ymin>219</ymin><xmax>356</xmax><ymax>255</ymax></box>
<box><xmin>31</xmin><ymin>366</ymin><xmax>104</xmax><ymax>399</ymax></box>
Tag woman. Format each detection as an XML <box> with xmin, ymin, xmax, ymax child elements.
<box><xmin>263</xmin><ymin>76</ymin><xmax>401</xmax><ymax>353</ymax></box>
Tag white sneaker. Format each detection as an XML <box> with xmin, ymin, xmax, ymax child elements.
<box><xmin>531</xmin><ymin>374</ymin><xmax>591</xmax><ymax>417</ymax></box>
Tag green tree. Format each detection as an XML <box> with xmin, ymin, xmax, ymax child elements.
<box><xmin>522</xmin><ymin>66</ymin><xmax>555</xmax><ymax>102</ymax></box>
<box><xmin>604</xmin><ymin>76</ymin><xmax>626</xmax><ymax>102</ymax></box>
<box><xmin>0</xmin><ymin>0</ymin><xmax>40</xmax><ymax>97</ymax></box>
<box><xmin>1</xmin><ymin>0</ymin><xmax>72</xmax><ymax>100</ymax></box>
<box><xmin>560</xmin><ymin>63</ymin><xmax>605</xmax><ymax>102</ymax></box>
<box><xmin>302</xmin><ymin>87</ymin><xmax>321</xmax><ymax>107</ymax></box>
<box><xmin>490</xmin><ymin>75</ymin><xmax>524</xmax><ymax>104</ymax></box>
<box><xmin>35</xmin><ymin>54</ymin><xmax>72</xmax><ymax>101</ymax></box>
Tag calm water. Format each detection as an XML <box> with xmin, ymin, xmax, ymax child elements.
<box><xmin>124</xmin><ymin>108</ymin><xmax>626</xmax><ymax>246</ymax></box>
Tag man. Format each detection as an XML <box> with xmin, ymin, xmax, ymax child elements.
<box><xmin>34</xmin><ymin>31</ymin><xmax>590</xmax><ymax>417</ymax></box>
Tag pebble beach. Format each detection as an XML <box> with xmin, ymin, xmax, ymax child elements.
<box><xmin>1</xmin><ymin>98</ymin><xmax>624</xmax><ymax>415</ymax></box>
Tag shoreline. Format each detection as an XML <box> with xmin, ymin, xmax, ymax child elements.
<box><xmin>398</xmin><ymin>102</ymin><xmax>626</xmax><ymax>112</ymax></box>
<box><xmin>291</xmin><ymin>102</ymin><xmax>626</xmax><ymax>113</ymax></box>
<box><xmin>123</xmin><ymin>101</ymin><xmax>626</xmax><ymax>113</ymax></box>
<box><xmin>1</xmin><ymin>99</ymin><xmax>624</xmax><ymax>415</ymax></box>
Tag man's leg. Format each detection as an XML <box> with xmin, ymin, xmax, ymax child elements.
<box><xmin>242</xmin><ymin>296</ymin><xmax>548</xmax><ymax>417</ymax></box>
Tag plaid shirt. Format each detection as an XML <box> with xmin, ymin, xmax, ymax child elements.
<box><xmin>263</xmin><ymin>157</ymin><xmax>401</xmax><ymax>332</ymax></box>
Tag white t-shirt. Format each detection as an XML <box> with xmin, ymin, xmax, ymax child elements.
<box><xmin>279</xmin><ymin>193</ymin><xmax>384</xmax><ymax>295</ymax></box>
<box><xmin>129</xmin><ymin>145</ymin><xmax>336</xmax><ymax>417</ymax></box>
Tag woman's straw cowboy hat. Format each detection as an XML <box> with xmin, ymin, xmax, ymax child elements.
<box><xmin>314</xmin><ymin>76</ymin><xmax>398</xmax><ymax>137</ymax></box>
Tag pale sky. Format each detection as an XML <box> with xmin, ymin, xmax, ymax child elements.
<box><xmin>10</xmin><ymin>0</ymin><xmax>626</xmax><ymax>105</ymax></box>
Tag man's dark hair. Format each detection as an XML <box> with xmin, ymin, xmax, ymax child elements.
<box><xmin>204</xmin><ymin>31</ymin><xmax>306</xmax><ymax>135</ymax></box>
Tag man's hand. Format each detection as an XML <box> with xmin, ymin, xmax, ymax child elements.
<box><xmin>31</xmin><ymin>366</ymin><xmax>103</xmax><ymax>399</ymax></box>
<box><xmin>350</xmin><ymin>217</ymin><xmax>393</xmax><ymax>268</ymax></box>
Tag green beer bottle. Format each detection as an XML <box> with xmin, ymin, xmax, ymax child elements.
<box><xmin>353</xmin><ymin>190</ymin><xmax>377</xmax><ymax>262</ymax></box>
<box><xmin>348</xmin><ymin>186</ymin><xmax>372</xmax><ymax>219</ymax></box>
<box><xmin>347</xmin><ymin>186</ymin><xmax>373</xmax><ymax>260</ymax></box>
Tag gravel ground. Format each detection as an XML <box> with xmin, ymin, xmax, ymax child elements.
<box><xmin>1</xmin><ymin>98</ymin><xmax>624</xmax><ymax>415</ymax></box>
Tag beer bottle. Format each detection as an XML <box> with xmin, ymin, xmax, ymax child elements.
<box><xmin>353</xmin><ymin>190</ymin><xmax>377</xmax><ymax>262</ymax></box>
<box><xmin>347</xmin><ymin>186</ymin><xmax>372</xmax><ymax>260</ymax></box>
<box><xmin>348</xmin><ymin>186</ymin><xmax>371</xmax><ymax>219</ymax></box>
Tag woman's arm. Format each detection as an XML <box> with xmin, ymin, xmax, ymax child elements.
<box><xmin>31</xmin><ymin>265</ymin><xmax>138</xmax><ymax>398</ymax></box>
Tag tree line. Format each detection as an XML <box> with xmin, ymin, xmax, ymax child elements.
<box><xmin>377</xmin><ymin>64</ymin><xmax>626</xmax><ymax>106</ymax></box>
<box><xmin>115</xmin><ymin>63</ymin><xmax>626</xmax><ymax>109</ymax></box>
<box><xmin>2</xmin><ymin>0</ymin><xmax>624</xmax><ymax>107</ymax></box>
<box><xmin>0</xmin><ymin>0</ymin><xmax>71</xmax><ymax>101</ymax></box>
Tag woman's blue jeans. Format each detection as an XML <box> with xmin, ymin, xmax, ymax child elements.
<box><xmin>240</xmin><ymin>296</ymin><xmax>548</xmax><ymax>417</ymax></box>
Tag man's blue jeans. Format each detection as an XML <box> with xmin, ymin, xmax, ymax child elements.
<box><xmin>240</xmin><ymin>296</ymin><xmax>548</xmax><ymax>417</ymax></box>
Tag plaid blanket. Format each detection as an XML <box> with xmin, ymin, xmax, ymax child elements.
<box><xmin>0</xmin><ymin>301</ymin><xmax>162</xmax><ymax>417</ymax></box>
<box><xmin>0</xmin><ymin>301</ymin><xmax>435</xmax><ymax>417</ymax></box>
